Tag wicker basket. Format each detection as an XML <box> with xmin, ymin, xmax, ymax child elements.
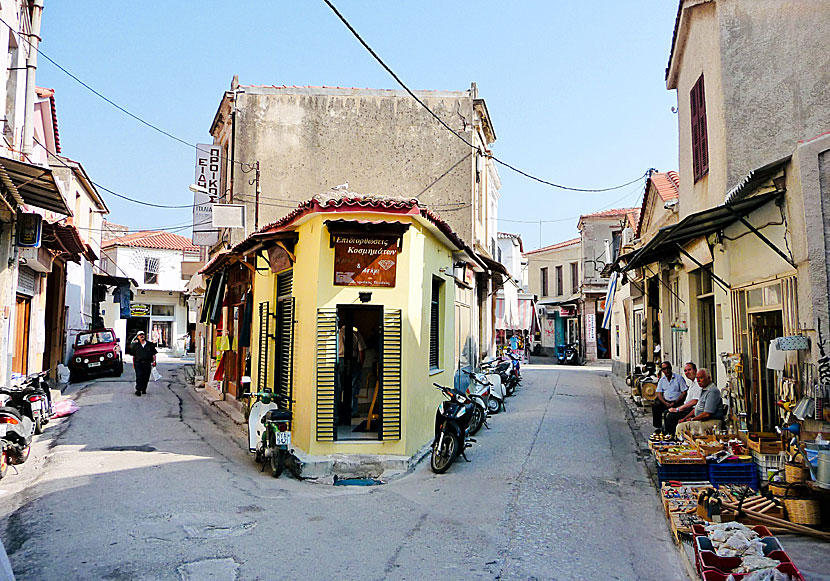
<box><xmin>785</xmin><ymin>461</ymin><xmax>810</xmax><ymax>483</ymax></box>
<box><xmin>768</xmin><ymin>480</ymin><xmax>789</xmax><ymax>496</ymax></box>
<box><xmin>783</xmin><ymin>497</ymin><xmax>821</xmax><ymax>525</ymax></box>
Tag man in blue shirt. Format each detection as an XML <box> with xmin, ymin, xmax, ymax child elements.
<box><xmin>653</xmin><ymin>361</ymin><xmax>687</xmax><ymax>435</ymax></box>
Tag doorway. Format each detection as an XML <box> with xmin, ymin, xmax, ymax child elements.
<box><xmin>126</xmin><ymin>317</ymin><xmax>150</xmax><ymax>346</ymax></box>
<box><xmin>12</xmin><ymin>294</ymin><xmax>31</xmax><ymax>375</ymax></box>
<box><xmin>750</xmin><ymin>310</ymin><xmax>783</xmax><ymax>432</ymax></box>
<box><xmin>336</xmin><ymin>305</ymin><xmax>382</xmax><ymax>440</ymax></box>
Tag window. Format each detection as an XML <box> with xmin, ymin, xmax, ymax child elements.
<box><xmin>555</xmin><ymin>265</ymin><xmax>563</xmax><ymax>296</ymax></box>
<box><xmin>429</xmin><ymin>277</ymin><xmax>442</xmax><ymax>369</ymax></box>
<box><xmin>691</xmin><ymin>74</ymin><xmax>708</xmax><ymax>182</ymax></box>
<box><xmin>144</xmin><ymin>257</ymin><xmax>159</xmax><ymax>285</ymax></box>
<box><xmin>151</xmin><ymin>304</ymin><xmax>174</xmax><ymax>317</ymax></box>
<box><xmin>540</xmin><ymin>267</ymin><xmax>549</xmax><ymax>297</ymax></box>
<box><xmin>571</xmin><ymin>262</ymin><xmax>579</xmax><ymax>294</ymax></box>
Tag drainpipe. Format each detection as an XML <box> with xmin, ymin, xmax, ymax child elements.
<box><xmin>22</xmin><ymin>0</ymin><xmax>44</xmax><ymax>159</ymax></box>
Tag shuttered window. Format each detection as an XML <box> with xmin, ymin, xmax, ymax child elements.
<box><xmin>257</xmin><ymin>301</ymin><xmax>271</xmax><ymax>392</ymax></box>
<box><xmin>275</xmin><ymin>271</ymin><xmax>294</xmax><ymax>409</ymax></box>
<box><xmin>429</xmin><ymin>278</ymin><xmax>441</xmax><ymax>369</ymax></box>
<box><xmin>555</xmin><ymin>265</ymin><xmax>563</xmax><ymax>296</ymax></box>
<box><xmin>316</xmin><ymin>308</ymin><xmax>338</xmax><ymax>441</ymax></box>
<box><xmin>541</xmin><ymin>267</ymin><xmax>548</xmax><ymax>297</ymax></box>
<box><xmin>691</xmin><ymin>74</ymin><xmax>709</xmax><ymax>183</ymax></box>
<box><xmin>381</xmin><ymin>309</ymin><xmax>402</xmax><ymax>440</ymax></box>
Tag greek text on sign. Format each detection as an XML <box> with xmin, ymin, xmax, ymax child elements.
<box><xmin>193</xmin><ymin>144</ymin><xmax>220</xmax><ymax>247</ymax></box>
<box><xmin>333</xmin><ymin>235</ymin><xmax>399</xmax><ymax>287</ymax></box>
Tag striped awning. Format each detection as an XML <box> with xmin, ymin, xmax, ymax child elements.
<box><xmin>0</xmin><ymin>156</ymin><xmax>70</xmax><ymax>215</ymax></box>
<box><xmin>495</xmin><ymin>297</ymin><xmax>534</xmax><ymax>330</ymax></box>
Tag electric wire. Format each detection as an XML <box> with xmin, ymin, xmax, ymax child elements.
<box><xmin>322</xmin><ymin>0</ymin><xmax>650</xmax><ymax>193</ymax></box>
<box><xmin>0</xmin><ymin>15</ymin><xmax>250</xmax><ymax>169</ymax></box>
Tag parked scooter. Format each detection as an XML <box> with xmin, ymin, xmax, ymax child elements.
<box><xmin>479</xmin><ymin>359</ymin><xmax>507</xmax><ymax>413</ymax></box>
<box><xmin>0</xmin><ymin>371</ymin><xmax>53</xmax><ymax>435</ymax></box>
<box><xmin>0</xmin><ymin>393</ymin><xmax>34</xmax><ymax>477</ymax></box>
<box><xmin>462</xmin><ymin>370</ymin><xmax>491</xmax><ymax>436</ymax></box>
<box><xmin>241</xmin><ymin>379</ymin><xmax>297</xmax><ymax>479</ymax></box>
<box><xmin>430</xmin><ymin>383</ymin><xmax>475</xmax><ymax>474</ymax></box>
<box><xmin>564</xmin><ymin>342</ymin><xmax>581</xmax><ymax>365</ymax></box>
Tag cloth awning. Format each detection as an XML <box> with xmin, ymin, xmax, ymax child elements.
<box><xmin>495</xmin><ymin>297</ymin><xmax>535</xmax><ymax>330</ymax></box>
<box><xmin>622</xmin><ymin>191</ymin><xmax>783</xmax><ymax>272</ymax></box>
<box><xmin>0</xmin><ymin>157</ymin><xmax>71</xmax><ymax>215</ymax></box>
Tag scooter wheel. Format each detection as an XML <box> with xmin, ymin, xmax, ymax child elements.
<box><xmin>0</xmin><ymin>449</ymin><xmax>8</xmax><ymax>479</ymax></box>
<box><xmin>430</xmin><ymin>432</ymin><xmax>458</xmax><ymax>474</ymax></box>
<box><xmin>34</xmin><ymin>418</ymin><xmax>43</xmax><ymax>435</ymax></box>
<box><xmin>469</xmin><ymin>406</ymin><xmax>484</xmax><ymax>436</ymax></box>
<box><xmin>273</xmin><ymin>450</ymin><xmax>285</xmax><ymax>478</ymax></box>
<box><xmin>487</xmin><ymin>398</ymin><xmax>500</xmax><ymax>414</ymax></box>
<box><xmin>11</xmin><ymin>444</ymin><xmax>30</xmax><ymax>465</ymax></box>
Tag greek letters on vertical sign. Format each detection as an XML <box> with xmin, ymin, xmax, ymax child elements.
<box><xmin>193</xmin><ymin>144</ymin><xmax>221</xmax><ymax>247</ymax></box>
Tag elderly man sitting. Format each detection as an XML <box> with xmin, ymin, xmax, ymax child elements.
<box><xmin>675</xmin><ymin>368</ymin><xmax>724</xmax><ymax>438</ymax></box>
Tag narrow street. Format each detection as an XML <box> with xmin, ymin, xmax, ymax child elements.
<box><xmin>1</xmin><ymin>359</ymin><xmax>686</xmax><ymax>580</ymax></box>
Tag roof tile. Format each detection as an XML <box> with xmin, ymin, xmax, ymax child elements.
<box><xmin>102</xmin><ymin>231</ymin><xmax>199</xmax><ymax>252</ymax></box>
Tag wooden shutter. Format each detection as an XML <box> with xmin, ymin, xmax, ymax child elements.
<box><xmin>275</xmin><ymin>271</ymin><xmax>294</xmax><ymax>410</ymax></box>
<box><xmin>257</xmin><ymin>301</ymin><xmax>272</xmax><ymax>392</ymax></box>
<box><xmin>381</xmin><ymin>309</ymin><xmax>402</xmax><ymax>440</ymax></box>
<box><xmin>429</xmin><ymin>280</ymin><xmax>440</xmax><ymax>369</ymax></box>
<box><xmin>691</xmin><ymin>74</ymin><xmax>708</xmax><ymax>182</ymax></box>
<box><xmin>316</xmin><ymin>308</ymin><xmax>338</xmax><ymax>441</ymax></box>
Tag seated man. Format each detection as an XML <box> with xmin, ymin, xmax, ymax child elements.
<box><xmin>663</xmin><ymin>361</ymin><xmax>700</xmax><ymax>437</ymax></box>
<box><xmin>675</xmin><ymin>368</ymin><xmax>724</xmax><ymax>438</ymax></box>
<box><xmin>653</xmin><ymin>361</ymin><xmax>687</xmax><ymax>435</ymax></box>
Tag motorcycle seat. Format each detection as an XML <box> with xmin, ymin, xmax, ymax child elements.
<box><xmin>0</xmin><ymin>406</ymin><xmax>23</xmax><ymax>420</ymax></box>
<box><xmin>263</xmin><ymin>409</ymin><xmax>292</xmax><ymax>422</ymax></box>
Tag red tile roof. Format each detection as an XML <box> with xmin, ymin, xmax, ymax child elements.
<box><xmin>201</xmin><ymin>195</ymin><xmax>471</xmax><ymax>276</ymax></box>
<box><xmin>637</xmin><ymin>171</ymin><xmax>680</xmax><ymax>236</ymax></box>
<box><xmin>35</xmin><ymin>87</ymin><xmax>60</xmax><ymax>154</ymax></box>
<box><xmin>102</xmin><ymin>231</ymin><xmax>199</xmax><ymax>252</ymax></box>
<box><xmin>578</xmin><ymin>207</ymin><xmax>640</xmax><ymax>233</ymax></box>
<box><xmin>525</xmin><ymin>237</ymin><xmax>580</xmax><ymax>255</ymax></box>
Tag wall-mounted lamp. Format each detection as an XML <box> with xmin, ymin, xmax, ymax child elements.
<box><xmin>359</xmin><ymin>292</ymin><xmax>372</xmax><ymax>303</ymax></box>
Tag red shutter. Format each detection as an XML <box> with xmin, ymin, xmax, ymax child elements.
<box><xmin>690</xmin><ymin>75</ymin><xmax>708</xmax><ymax>182</ymax></box>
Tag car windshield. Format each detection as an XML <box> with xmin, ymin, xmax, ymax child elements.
<box><xmin>76</xmin><ymin>331</ymin><xmax>114</xmax><ymax>346</ymax></box>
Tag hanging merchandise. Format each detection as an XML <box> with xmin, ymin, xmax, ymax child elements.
<box><xmin>238</xmin><ymin>291</ymin><xmax>253</xmax><ymax>348</ymax></box>
<box><xmin>777</xmin><ymin>335</ymin><xmax>810</xmax><ymax>351</ymax></box>
<box><xmin>766</xmin><ymin>339</ymin><xmax>786</xmax><ymax>371</ymax></box>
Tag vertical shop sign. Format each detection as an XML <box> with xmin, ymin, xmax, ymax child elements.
<box><xmin>586</xmin><ymin>313</ymin><xmax>596</xmax><ymax>344</ymax></box>
<box><xmin>333</xmin><ymin>234</ymin><xmax>399</xmax><ymax>287</ymax></box>
<box><xmin>193</xmin><ymin>144</ymin><xmax>220</xmax><ymax>247</ymax></box>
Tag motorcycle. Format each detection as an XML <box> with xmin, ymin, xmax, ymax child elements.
<box><xmin>0</xmin><ymin>371</ymin><xmax>53</xmax><ymax>435</ymax></box>
<box><xmin>242</xmin><ymin>383</ymin><xmax>297</xmax><ymax>479</ymax></box>
<box><xmin>556</xmin><ymin>343</ymin><xmax>567</xmax><ymax>365</ymax></box>
<box><xmin>430</xmin><ymin>383</ymin><xmax>475</xmax><ymax>474</ymax></box>
<box><xmin>564</xmin><ymin>342</ymin><xmax>581</xmax><ymax>365</ymax></box>
<box><xmin>0</xmin><ymin>393</ymin><xmax>34</xmax><ymax>476</ymax></box>
<box><xmin>462</xmin><ymin>370</ymin><xmax>491</xmax><ymax>436</ymax></box>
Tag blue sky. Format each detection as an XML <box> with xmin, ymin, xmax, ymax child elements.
<box><xmin>39</xmin><ymin>1</ymin><xmax>680</xmax><ymax>249</ymax></box>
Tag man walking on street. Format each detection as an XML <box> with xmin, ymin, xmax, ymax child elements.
<box><xmin>130</xmin><ymin>330</ymin><xmax>157</xmax><ymax>396</ymax></box>
<box><xmin>653</xmin><ymin>361</ymin><xmax>687</xmax><ymax>435</ymax></box>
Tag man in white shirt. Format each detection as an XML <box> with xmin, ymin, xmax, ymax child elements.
<box><xmin>653</xmin><ymin>361</ymin><xmax>688</xmax><ymax>434</ymax></box>
<box><xmin>663</xmin><ymin>362</ymin><xmax>700</xmax><ymax>436</ymax></box>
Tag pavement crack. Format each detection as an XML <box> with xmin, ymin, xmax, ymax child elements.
<box><xmin>380</xmin><ymin>512</ymin><xmax>427</xmax><ymax>579</ymax></box>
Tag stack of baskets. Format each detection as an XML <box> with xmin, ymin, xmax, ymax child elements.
<box><xmin>768</xmin><ymin>462</ymin><xmax>821</xmax><ymax>526</ymax></box>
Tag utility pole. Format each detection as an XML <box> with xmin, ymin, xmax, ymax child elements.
<box><xmin>22</xmin><ymin>0</ymin><xmax>44</xmax><ymax>158</ymax></box>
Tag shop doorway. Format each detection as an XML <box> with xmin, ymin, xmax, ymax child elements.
<box><xmin>12</xmin><ymin>294</ymin><xmax>31</xmax><ymax>374</ymax></box>
<box><xmin>126</xmin><ymin>317</ymin><xmax>150</xmax><ymax>346</ymax></box>
<box><xmin>750</xmin><ymin>310</ymin><xmax>783</xmax><ymax>432</ymax></box>
<box><xmin>336</xmin><ymin>305</ymin><xmax>382</xmax><ymax>440</ymax></box>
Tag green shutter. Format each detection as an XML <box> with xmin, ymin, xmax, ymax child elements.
<box><xmin>257</xmin><ymin>301</ymin><xmax>272</xmax><ymax>392</ymax></box>
<box><xmin>316</xmin><ymin>308</ymin><xmax>338</xmax><ymax>441</ymax></box>
<box><xmin>381</xmin><ymin>309</ymin><xmax>402</xmax><ymax>440</ymax></box>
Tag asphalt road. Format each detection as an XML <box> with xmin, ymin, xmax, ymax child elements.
<box><xmin>0</xmin><ymin>359</ymin><xmax>686</xmax><ymax>580</ymax></box>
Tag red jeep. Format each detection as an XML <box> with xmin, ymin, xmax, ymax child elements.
<box><xmin>70</xmin><ymin>328</ymin><xmax>124</xmax><ymax>381</ymax></box>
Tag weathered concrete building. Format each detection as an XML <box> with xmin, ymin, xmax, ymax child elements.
<box><xmin>195</xmin><ymin>79</ymin><xmax>504</xmax><ymax>412</ymax></box>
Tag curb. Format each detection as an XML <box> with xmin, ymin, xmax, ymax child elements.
<box><xmin>607</xmin><ymin>372</ymin><xmax>698</xmax><ymax>581</ymax></box>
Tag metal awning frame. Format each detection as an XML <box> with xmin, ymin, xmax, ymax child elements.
<box><xmin>622</xmin><ymin>190</ymin><xmax>786</xmax><ymax>275</ymax></box>
<box><xmin>0</xmin><ymin>157</ymin><xmax>71</xmax><ymax>215</ymax></box>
